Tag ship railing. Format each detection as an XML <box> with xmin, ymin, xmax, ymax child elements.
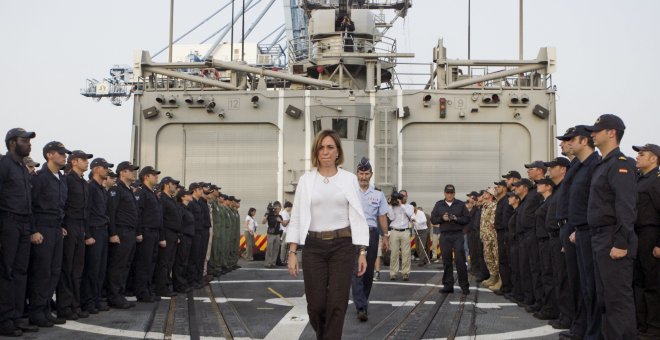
<box><xmin>288</xmin><ymin>34</ymin><xmax>398</xmax><ymax>64</ymax></box>
<box><xmin>390</xmin><ymin>62</ymin><xmax>434</xmax><ymax>89</ymax></box>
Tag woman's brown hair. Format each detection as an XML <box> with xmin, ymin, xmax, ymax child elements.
<box><xmin>311</xmin><ymin>129</ymin><xmax>344</xmax><ymax>168</ymax></box>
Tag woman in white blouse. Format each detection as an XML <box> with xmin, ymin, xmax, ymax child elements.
<box><xmin>287</xmin><ymin>130</ymin><xmax>369</xmax><ymax>340</ymax></box>
<box><xmin>243</xmin><ymin>208</ymin><xmax>257</xmax><ymax>261</ymax></box>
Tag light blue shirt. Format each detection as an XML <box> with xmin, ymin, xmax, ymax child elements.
<box><xmin>359</xmin><ymin>185</ymin><xmax>390</xmax><ymax>229</ymax></box>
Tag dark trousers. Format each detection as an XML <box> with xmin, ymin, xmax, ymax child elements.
<box><xmin>414</xmin><ymin>228</ymin><xmax>430</xmax><ymax>263</ymax></box>
<box><xmin>351</xmin><ymin>229</ymin><xmax>379</xmax><ymax>312</ymax></box>
<box><xmin>106</xmin><ymin>226</ymin><xmax>136</xmax><ymax>304</ymax></box>
<box><xmin>28</xmin><ymin>226</ymin><xmax>63</xmax><ymax>319</ymax></box>
<box><xmin>634</xmin><ymin>227</ymin><xmax>660</xmax><ymax>333</ymax></box>
<box><xmin>155</xmin><ymin>228</ymin><xmax>179</xmax><ymax>294</ymax></box>
<box><xmin>199</xmin><ymin>228</ymin><xmax>210</xmax><ymax>275</ymax></box>
<box><xmin>467</xmin><ymin>229</ymin><xmax>480</xmax><ymax>272</ymax></box>
<box><xmin>301</xmin><ymin>236</ymin><xmax>354</xmax><ymax>340</ymax></box>
<box><xmin>509</xmin><ymin>236</ymin><xmax>522</xmax><ymax>300</ymax></box>
<box><xmin>518</xmin><ymin>233</ymin><xmax>535</xmax><ymax>305</ymax></box>
<box><xmin>550</xmin><ymin>234</ymin><xmax>573</xmax><ymax>322</ymax></box>
<box><xmin>592</xmin><ymin>226</ymin><xmax>637</xmax><ymax>339</ymax></box>
<box><xmin>576</xmin><ymin>229</ymin><xmax>601</xmax><ymax>339</ymax></box>
<box><xmin>57</xmin><ymin>219</ymin><xmax>85</xmax><ymax>312</ymax></box>
<box><xmin>0</xmin><ymin>214</ymin><xmax>31</xmax><ymax>323</ymax></box>
<box><xmin>538</xmin><ymin>237</ymin><xmax>558</xmax><ymax>316</ymax></box>
<box><xmin>173</xmin><ymin>234</ymin><xmax>192</xmax><ymax>292</ymax></box>
<box><xmin>497</xmin><ymin>230</ymin><xmax>512</xmax><ymax>293</ymax></box>
<box><xmin>134</xmin><ymin>228</ymin><xmax>159</xmax><ymax>299</ymax></box>
<box><xmin>80</xmin><ymin>226</ymin><xmax>108</xmax><ymax>310</ymax></box>
<box><xmin>187</xmin><ymin>230</ymin><xmax>204</xmax><ymax>285</ymax></box>
<box><xmin>440</xmin><ymin>231</ymin><xmax>469</xmax><ymax>290</ymax></box>
<box><xmin>561</xmin><ymin>225</ymin><xmax>586</xmax><ymax>336</ymax></box>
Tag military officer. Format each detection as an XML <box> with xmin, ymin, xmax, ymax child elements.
<box><xmin>134</xmin><ymin>166</ymin><xmax>163</xmax><ymax>302</ymax></box>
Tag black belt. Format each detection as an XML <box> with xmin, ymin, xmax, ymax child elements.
<box><xmin>392</xmin><ymin>228</ymin><xmax>409</xmax><ymax>232</ymax></box>
<box><xmin>591</xmin><ymin>225</ymin><xmax>617</xmax><ymax>235</ymax></box>
<box><xmin>308</xmin><ymin>226</ymin><xmax>351</xmax><ymax>240</ymax></box>
<box><xmin>0</xmin><ymin>211</ymin><xmax>31</xmax><ymax>223</ymax></box>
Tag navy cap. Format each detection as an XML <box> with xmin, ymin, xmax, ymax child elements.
<box><xmin>116</xmin><ymin>161</ymin><xmax>139</xmax><ymax>173</ymax></box>
<box><xmin>557</xmin><ymin>125</ymin><xmax>591</xmax><ymax>141</ymax></box>
<box><xmin>512</xmin><ymin>178</ymin><xmax>534</xmax><ymax>189</ymax></box>
<box><xmin>502</xmin><ymin>170</ymin><xmax>522</xmax><ymax>179</ymax></box>
<box><xmin>107</xmin><ymin>170</ymin><xmax>119</xmax><ymax>178</ymax></box>
<box><xmin>633</xmin><ymin>144</ymin><xmax>660</xmax><ymax>159</ymax></box>
<box><xmin>90</xmin><ymin>158</ymin><xmax>114</xmax><ymax>169</ymax></box>
<box><xmin>220</xmin><ymin>194</ymin><xmax>229</xmax><ymax>200</ymax></box>
<box><xmin>494</xmin><ymin>180</ymin><xmax>507</xmax><ymax>187</ymax></box>
<box><xmin>43</xmin><ymin>141</ymin><xmax>71</xmax><ymax>155</ymax></box>
<box><xmin>159</xmin><ymin>176</ymin><xmax>179</xmax><ymax>186</ymax></box>
<box><xmin>357</xmin><ymin>157</ymin><xmax>372</xmax><ymax>172</ymax></box>
<box><xmin>210</xmin><ymin>184</ymin><xmax>221</xmax><ymax>191</ymax></box>
<box><xmin>467</xmin><ymin>191</ymin><xmax>479</xmax><ymax>198</ymax></box>
<box><xmin>129</xmin><ymin>181</ymin><xmax>141</xmax><ymax>189</ymax></box>
<box><xmin>68</xmin><ymin>150</ymin><xmax>93</xmax><ymax>161</ymax></box>
<box><xmin>584</xmin><ymin>114</ymin><xmax>626</xmax><ymax>132</ymax></box>
<box><xmin>535</xmin><ymin>176</ymin><xmax>555</xmax><ymax>187</ymax></box>
<box><xmin>555</xmin><ymin>127</ymin><xmax>575</xmax><ymax>141</ymax></box>
<box><xmin>189</xmin><ymin>182</ymin><xmax>203</xmax><ymax>191</ymax></box>
<box><xmin>23</xmin><ymin>157</ymin><xmax>39</xmax><ymax>167</ymax></box>
<box><xmin>175</xmin><ymin>189</ymin><xmax>192</xmax><ymax>200</ymax></box>
<box><xmin>506</xmin><ymin>191</ymin><xmax>520</xmax><ymax>199</ymax></box>
<box><xmin>139</xmin><ymin>166</ymin><xmax>160</xmax><ymax>178</ymax></box>
<box><xmin>544</xmin><ymin>157</ymin><xmax>570</xmax><ymax>168</ymax></box>
<box><xmin>444</xmin><ymin>184</ymin><xmax>456</xmax><ymax>193</ymax></box>
<box><xmin>524</xmin><ymin>160</ymin><xmax>547</xmax><ymax>171</ymax></box>
<box><xmin>5</xmin><ymin>128</ymin><xmax>35</xmax><ymax>142</ymax></box>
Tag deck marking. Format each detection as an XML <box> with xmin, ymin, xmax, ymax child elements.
<box><xmin>264</xmin><ymin>295</ymin><xmax>309</xmax><ymax>340</ymax></box>
<box><xmin>268</xmin><ymin>287</ymin><xmax>294</xmax><ymax>306</ymax></box>
<box><xmin>432</xmin><ymin>325</ymin><xmax>561</xmax><ymax>339</ymax></box>
<box><xmin>449</xmin><ymin>301</ymin><xmax>518</xmax><ymax>309</ymax></box>
<box><xmin>216</xmin><ymin>280</ymin><xmax>497</xmax><ymax>292</ymax></box>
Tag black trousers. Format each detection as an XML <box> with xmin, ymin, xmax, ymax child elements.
<box><xmin>301</xmin><ymin>236</ymin><xmax>354</xmax><ymax>340</ymax></box>
<box><xmin>134</xmin><ymin>228</ymin><xmax>160</xmax><ymax>299</ymax></box>
<box><xmin>173</xmin><ymin>234</ymin><xmax>192</xmax><ymax>292</ymax></box>
<box><xmin>351</xmin><ymin>229</ymin><xmax>379</xmax><ymax>312</ymax></box>
<box><xmin>57</xmin><ymin>219</ymin><xmax>85</xmax><ymax>312</ymax></box>
<box><xmin>509</xmin><ymin>235</ymin><xmax>522</xmax><ymax>300</ymax></box>
<box><xmin>550</xmin><ymin>234</ymin><xmax>573</xmax><ymax>323</ymax></box>
<box><xmin>187</xmin><ymin>230</ymin><xmax>203</xmax><ymax>285</ymax></box>
<box><xmin>28</xmin><ymin>226</ymin><xmax>63</xmax><ymax>319</ymax></box>
<box><xmin>106</xmin><ymin>226</ymin><xmax>136</xmax><ymax>304</ymax></box>
<box><xmin>537</xmin><ymin>237</ymin><xmax>558</xmax><ymax>316</ymax></box>
<box><xmin>496</xmin><ymin>230</ymin><xmax>512</xmax><ymax>293</ymax></box>
<box><xmin>467</xmin><ymin>229</ymin><xmax>480</xmax><ymax>272</ymax></box>
<box><xmin>592</xmin><ymin>225</ymin><xmax>637</xmax><ymax>339</ymax></box>
<box><xmin>198</xmin><ymin>228</ymin><xmax>210</xmax><ymax>275</ymax></box>
<box><xmin>0</xmin><ymin>214</ymin><xmax>31</xmax><ymax>323</ymax></box>
<box><xmin>576</xmin><ymin>228</ymin><xmax>601</xmax><ymax>339</ymax></box>
<box><xmin>518</xmin><ymin>233</ymin><xmax>535</xmax><ymax>305</ymax></box>
<box><xmin>440</xmin><ymin>231</ymin><xmax>469</xmax><ymax>290</ymax></box>
<box><xmin>561</xmin><ymin>225</ymin><xmax>586</xmax><ymax>337</ymax></box>
<box><xmin>80</xmin><ymin>226</ymin><xmax>108</xmax><ymax>310</ymax></box>
<box><xmin>155</xmin><ymin>228</ymin><xmax>179</xmax><ymax>294</ymax></box>
<box><xmin>634</xmin><ymin>227</ymin><xmax>660</xmax><ymax>333</ymax></box>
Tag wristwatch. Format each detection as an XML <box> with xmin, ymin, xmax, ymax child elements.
<box><xmin>359</xmin><ymin>246</ymin><xmax>367</xmax><ymax>256</ymax></box>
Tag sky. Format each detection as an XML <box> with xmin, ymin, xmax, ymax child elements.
<box><xmin>1</xmin><ymin>0</ymin><xmax>659</xmax><ymax>165</ymax></box>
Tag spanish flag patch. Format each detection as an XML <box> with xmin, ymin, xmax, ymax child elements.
<box><xmin>619</xmin><ymin>168</ymin><xmax>628</xmax><ymax>174</ymax></box>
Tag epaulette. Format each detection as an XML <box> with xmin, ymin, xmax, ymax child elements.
<box><xmin>657</xmin><ymin>172</ymin><xmax>660</xmax><ymax>178</ymax></box>
<box><xmin>618</xmin><ymin>156</ymin><xmax>627</xmax><ymax>161</ymax></box>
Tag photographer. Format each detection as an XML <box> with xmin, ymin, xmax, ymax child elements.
<box><xmin>335</xmin><ymin>15</ymin><xmax>355</xmax><ymax>52</ymax></box>
<box><xmin>387</xmin><ymin>191</ymin><xmax>411</xmax><ymax>281</ymax></box>
<box><xmin>263</xmin><ymin>201</ymin><xmax>283</xmax><ymax>268</ymax></box>
<box><xmin>431</xmin><ymin>184</ymin><xmax>471</xmax><ymax>295</ymax></box>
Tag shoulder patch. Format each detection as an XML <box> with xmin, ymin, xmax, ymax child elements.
<box><xmin>110</xmin><ymin>190</ymin><xmax>117</xmax><ymax>197</ymax></box>
<box><xmin>619</xmin><ymin>168</ymin><xmax>629</xmax><ymax>174</ymax></box>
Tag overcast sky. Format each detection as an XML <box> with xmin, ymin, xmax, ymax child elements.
<box><xmin>1</xmin><ymin>0</ymin><xmax>658</xmax><ymax>165</ymax></box>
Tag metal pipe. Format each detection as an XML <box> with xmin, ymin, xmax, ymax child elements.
<box><xmin>519</xmin><ymin>0</ymin><xmax>523</xmax><ymax>60</ymax></box>
<box><xmin>231</xmin><ymin>0</ymin><xmax>235</xmax><ymax>61</ymax></box>
<box><xmin>444</xmin><ymin>59</ymin><xmax>544</xmax><ymax>66</ymax></box>
<box><xmin>203</xmin><ymin>0</ymin><xmax>258</xmax><ymax>60</ymax></box>
<box><xmin>199</xmin><ymin>1</ymin><xmax>260</xmax><ymax>44</ymax></box>
<box><xmin>241</xmin><ymin>0</ymin><xmax>245</xmax><ymax>61</ymax></box>
<box><xmin>267</xmin><ymin>27</ymin><xmax>286</xmax><ymax>51</ymax></box>
<box><xmin>258</xmin><ymin>24</ymin><xmax>285</xmax><ymax>45</ymax></box>
<box><xmin>143</xmin><ymin>66</ymin><xmax>239</xmax><ymax>90</ymax></box>
<box><xmin>446</xmin><ymin>64</ymin><xmax>544</xmax><ymax>89</ymax></box>
<box><xmin>168</xmin><ymin>0</ymin><xmax>174</xmax><ymax>63</ymax></box>
<box><xmin>242</xmin><ymin>0</ymin><xmax>276</xmax><ymax>42</ymax></box>
<box><xmin>210</xmin><ymin>59</ymin><xmax>338</xmax><ymax>88</ymax></box>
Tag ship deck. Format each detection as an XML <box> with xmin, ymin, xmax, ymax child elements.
<box><xmin>23</xmin><ymin>259</ymin><xmax>561</xmax><ymax>340</ymax></box>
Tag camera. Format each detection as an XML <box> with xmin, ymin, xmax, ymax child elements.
<box><xmin>266</xmin><ymin>202</ymin><xmax>276</xmax><ymax>215</ymax></box>
<box><xmin>390</xmin><ymin>192</ymin><xmax>404</xmax><ymax>206</ymax></box>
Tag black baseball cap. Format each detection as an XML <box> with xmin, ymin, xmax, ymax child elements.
<box><xmin>535</xmin><ymin>177</ymin><xmax>555</xmax><ymax>187</ymax></box>
<box><xmin>116</xmin><ymin>161</ymin><xmax>139</xmax><ymax>173</ymax></box>
<box><xmin>5</xmin><ymin>128</ymin><xmax>35</xmax><ymax>142</ymax></box>
<box><xmin>160</xmin><ymin>176</ymin><xmax>180</xmax><ymax>186</ymax></box>
<box><xmin>524</xmin><ymin>160</ymin><xmax>547</xmax><ymax>171</ymax></box>
<box><xmin>175</xmin><ymin>189</ymin><xmax>192</xmax><ymax>200</ymax></box>
<box><xmin>68</xmin><ymin>150</ymin><xmax>93</xmax><ymax>161</ymax></box>
<box><xmin>584</xmin><ymin>114</ymin><xmax>626</xmax><ymax>132</ymax></box>
<box><xmin>43</xmin><ymin>141</ymin><xmax>71</xmax><ymax>155</ymax></box>
<box><xmin>220</xmin><ymin>194</ymin><xmax>229</xmax><ymax>200</ymax></box>
<box><xmin>189</xmin><ymin>182</ymin><xmax>203</xmax><ymax>191</ymax></box>
<box><xmin>502</xmin><ymin>170</ymin><xmax>522</xmax><ymax>179</ymax></box>
<box><xmin>544</xmin><ymin>157</ymin><xmax>570</xmax><ymax>168</ymax></box>
<box><xmin>139</xmin><ymin>166</ymin><xmax>160</xmax><ymax>178</ymax></box>
<box><xmin>512</xmin><ymin>178</ymin><xmax>534</xmax><ymax>189</ymax></box>
<box><xmin>228</xmin><ymin>196</ymin><xmax>236</xmax><ymax>202</ymax></box>
<box><xmin>467</xmin><ymin>191</ymin><xmax>479</xmax><ymax>198</ymax></box>
<box><xmin>90</xmin><ymin>158</ymin><xmax>114</xmax><ymax>169</ymax></box>
<box><xmin>107</xmin><ymin>170</ymin><xmax>119</xmax><ymax>178</ymax></box>
<box><xmin>506</xmin><ymin>191</ymin><xmax>520</xmax><ymax>199</ymax></box>
<box><xmin>357</xmin><ymin>157</ymin><xmax>372</xmax><ymax>172</ymax></box>
<box><xmin>444</xmin><ymin>184</ymin><xmax>456</xmax><ymax>193</ymax></box>
<box><xmin>633</xmin><ymin>144</ymin><xmax>660</xmax><ymax>159</ymax></box>
<box><xmin>210</xmin><ymin>184</ymin><xmax>221</xmax><ymax>191</ymax></box>
<box><xmin>494</xmin><ymin>180</ymin><xmax>507</xmax><ymax>187</ymax></box>
<box><xmin>557</xmin><ymin>125</ymin><xmax>591</xmax><ymax>141</ymax></box>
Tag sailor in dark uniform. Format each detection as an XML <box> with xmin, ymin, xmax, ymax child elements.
<box><xmin>80</xmin><ymin>158</ymin><xmax>114</xmax><ymax>314</ymax></box>
<box><xmin>28</xmin><ymin>141</ymin><xmax>70</xmax><ymax>327</ymax></box>
<box><xmin>0</xmin><ymin>128</ymin><xmax>37</xmax><ymax>336</ymax></box>
<box><xmin>585</xmin><ymin>114</ymin><xmax>638</xmax><ymax>339</ymax></box>
<box><xmin>57</xmin><ymin>150</ymin><xmax>93</xmax><ymax>320</ymax></box>
<box><xmin>106</xmin><ymin>161</ymin><xmax>140</xmax><ymax>309</ymax></box>
<box><xmin>154</xmin><ymin>176</ymin><xmax>181</xmax><ymax>297</ymax></box>
<box><xmin>134</xmin><ymin>166</ymin><xmax>163</xmax><ymax>302</ymax></box>
<box><xmin>632</xmin><ymin>143</ymin><xmax>660</xmax><ymax>339</ymax></box>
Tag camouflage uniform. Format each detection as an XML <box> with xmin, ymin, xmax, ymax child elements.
<box><xmin>480</xmin><ymin>201</ymin><xmax>499</xmax><ymax>278</ymax></box>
